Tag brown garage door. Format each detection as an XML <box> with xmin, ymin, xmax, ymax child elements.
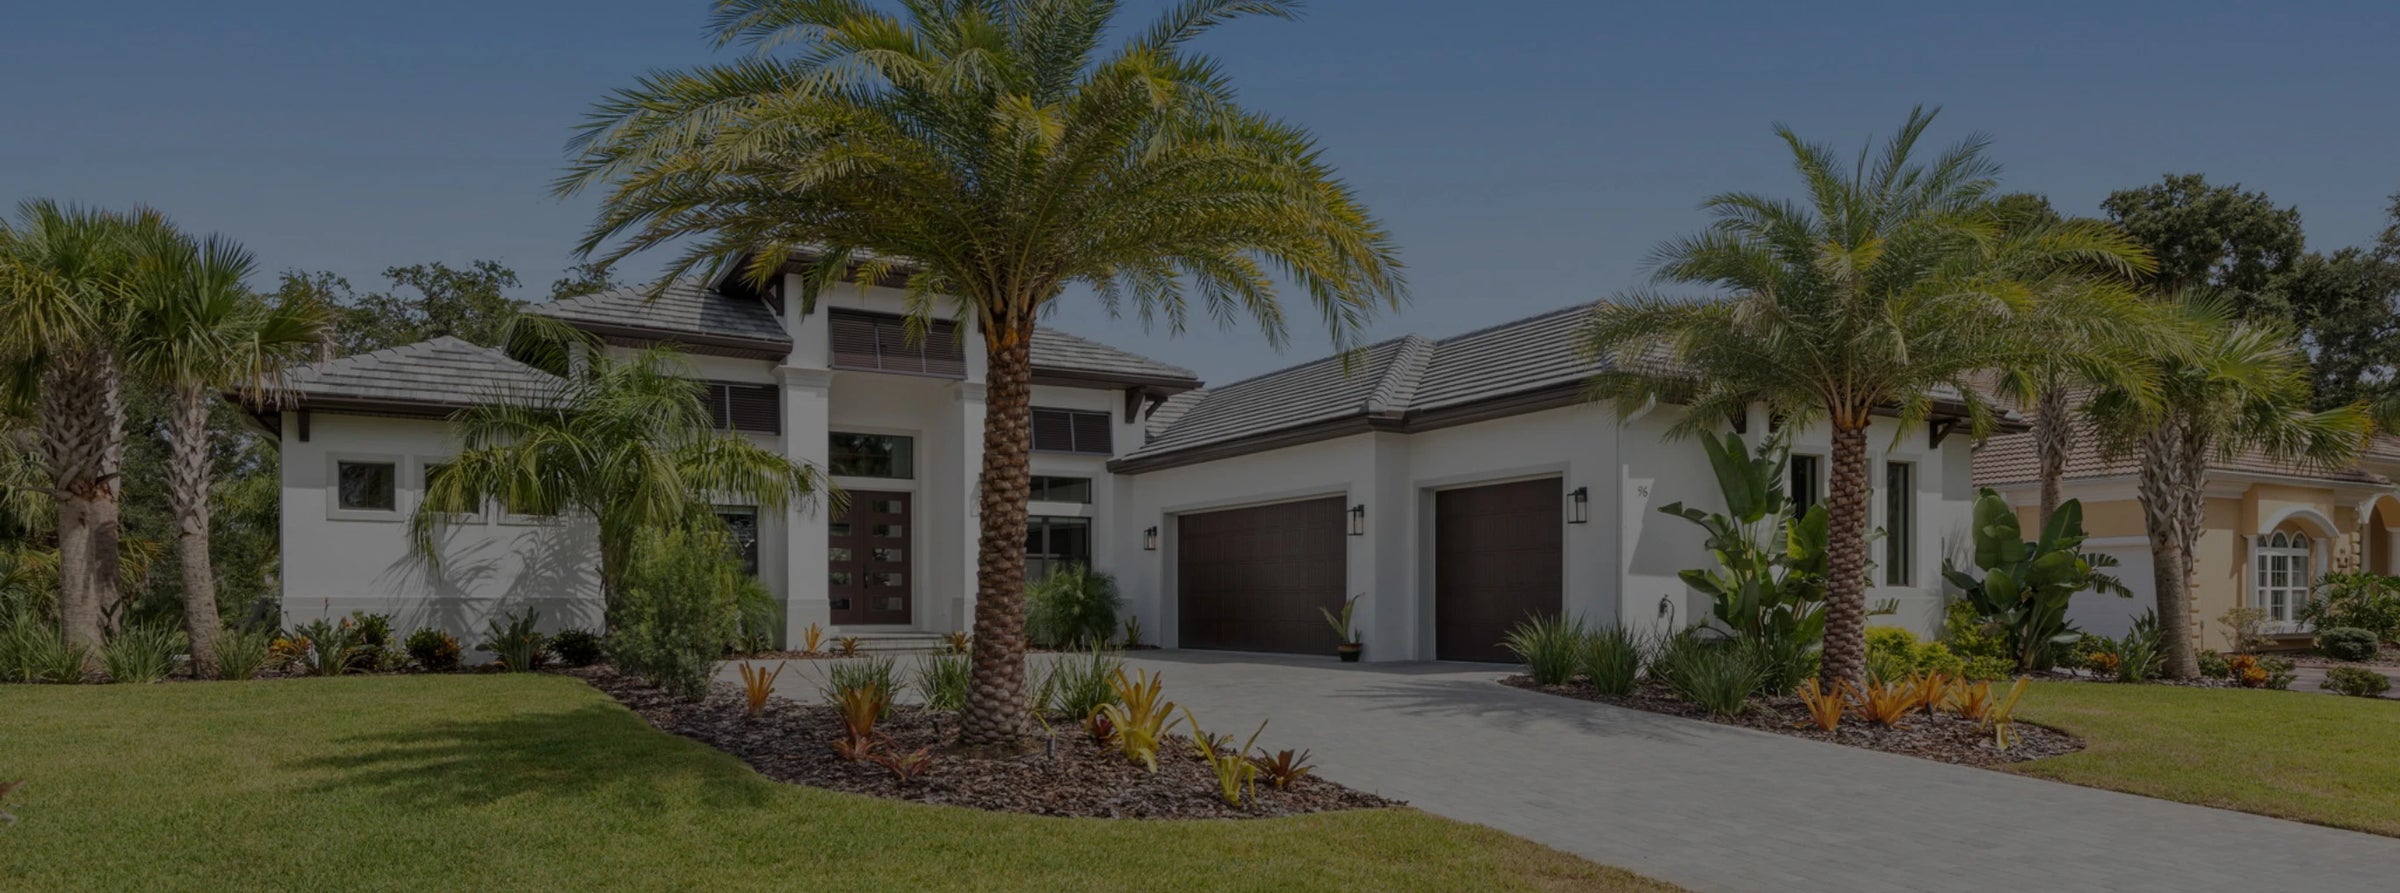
<box><xmin>1436</xmin><ymin>478</ymin><xmax>1563</xmax><ymax>662</ymax></box>
<box><xmin>1176</xmin><ymin>496</ymin><xmax>1347</xmax><ymax>654</ymax></box>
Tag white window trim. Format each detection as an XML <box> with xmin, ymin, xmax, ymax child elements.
<box><xmin>325</xmin><ymin>453</ymin><xmax>404</xmax><ymax>522</ymax></box>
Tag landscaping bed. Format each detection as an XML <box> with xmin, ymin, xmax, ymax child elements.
<box><xmin>1502</xmin><ymin>675</ymin><xmax>2081</xmax><ymax>768</ymax></box>
<box><xmin>576</xmin><ymin>666</ymin><xmax>1395</xmax><ymax>819</ymax></box>
<box><xmin>2287</xmin><ymin>645</ymin><xmax>2400</xmax><ymax>669</ymax></box>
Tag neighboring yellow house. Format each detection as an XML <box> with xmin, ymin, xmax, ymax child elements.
<box><xmin>1974</xmin><ymin>431</ymin><xmax>2400</xmax><ymax>650</ymax></box>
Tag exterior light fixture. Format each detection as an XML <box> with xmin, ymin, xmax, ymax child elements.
<box><xmin>1568</xmin><ymin>486</ymin><xmax>1589</xmax><ymax>524</ymax></box>
<box><xmin>1347</xmin><ymin>504</ymin><xmax>1367</xmax><ymax>536</ymax></box>
<box><xmin>1142</xmin><ymin>526</ymin><xmax>1159</xmax><ymax>551</ymax></box>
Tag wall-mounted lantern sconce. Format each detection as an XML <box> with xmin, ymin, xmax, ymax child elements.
<box><xmin>1568</xmin><ymin>486</ymin><xmax>1589</xmax><ymax>524</ymax></box>
<box><xmin>1142</xmin><ymin>526</ymin><xmax>1159</xmax><ymax>551</ymax></box>
<box><xmin>1347</xmin><ymin>504</ymin><xmax>1367</xmax><ymax>536</ymax></box>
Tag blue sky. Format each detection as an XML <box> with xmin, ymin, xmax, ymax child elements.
<box><xmin>5</xmin><ymin>1</ymin><xmax>2394</xmax><ymax>384</ymax></box>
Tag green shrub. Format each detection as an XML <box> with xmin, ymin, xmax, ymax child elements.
<box><xmin>479</xmin><ymin>610</ymin><xmax>548</xmax><ymax>673</ymax></box>
<box><xmin>348</xmin><ymin>611</ymin><xmax>396</xmax><ymax>669</ymax></box>
<box><xmin>551</xmin><ymin>628</ymin><xmax>605</xmax><ymax>667</ymax></box>
<box><xmin>1652</xmin><ymin>631</ymin><xmax>1759</xmax><ymax>716</ymax></box>
<box><xmin>2260</xmin><ymin>657</ymin><xmax>2298</xmax><ymax>690</ymax></box>
<box><xmin>1579</xmin><ymin>625</ymin><xmax>1645</xmax><ymax>696</ymax></box>
<box><xmin>1025</xmin><ymin>565</ymin><xmax>1122</xmax><ymax>649</ymax></box>
<box><xmin>820</xmin><ymin>655</ymin><xmax>900</xmax><ymax>719</ymax></box>
<box><xmin>610</xmin><ymin>524</ymin><xmax>751</xmax><ymax>699</ymax></box>
<box><xmin>290</xmin><ymin>617</ymin><xmax>363</xmax><ymax>676</ymax></box>
<box><xmin>2112</xmin><ymin>627</ymin><xmax>2161</xmax><ymax>683</ymax></box>
<box><xmin>1033</xmin><ymin>646</ymin><xmax>1123</xmax><ymax>719</ymax></box>
<box><xmin>213</xmin><ymin>626</ymin><xmax>273</xmax><ymax>681</ymax></box>
<box><xmin>1740</xmin><ymin>633</ymin><xmax>1818</xmax><ymax>697</ymax></box>
<box><xmin>1864</xmin><ymin>626</ymin><xmax>1962</xmax><ymax>681</ymax></box>
<box><xmin>1501</xmin><ymin>614</ymin><xmax>1585</xmax><ymax>686</ymax></box>
<box><xmin>912</xmin><ymin>653</ymin><xmax>970</xmax><ymax>712</ymax></box>
<box><xmin>0</xmin><ymin>611</ymin><xmax>89</xmax><ymax>683</ymax></box>
<box><xmin>1959</xmin><ymin>655</ymin><xmax>2015</xmax><ymax>681</ymax></box>
<box><xmin>2299</xmin><ymin>573</ymin><xmax>2400</xmax><ymax>642</ymax></box>
<box><xmin>2323</xmin><ymin>666</ymin><xmax>2392</xmax><ymax>698</ymax></box>
<box><xmin>405</xmin><ymin>627</ymin><xmax>461</xmax><ymax>671</ymax></box>
<box><xmin>2317</xmin><ymin>627</ymin><xmax>2381</xmax><ymax>663</ymax></box>
<box><xmin>100</xmin><ymin>620</ymin><xmax>188</xmax><ymax>684</ymax></box>
<box><xmin>2196</xmin><ymin>649</ymin><xmax>2232</xmax><ymax>679</ymax></box>
<box><xmin>1940</xmin><ymin>599</ymin><xmax>2011</xmax><ymax>664</ymax></box>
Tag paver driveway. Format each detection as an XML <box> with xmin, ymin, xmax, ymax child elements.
<box><xmin>735</xmin><ymin>651</ymin><xmax>2400</xmax><ymax>892</ymax></box>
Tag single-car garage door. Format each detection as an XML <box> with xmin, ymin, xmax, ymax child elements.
<box><xmin>1176</xmin><ymin>496</ymin><xmax>1348</xmax><ymax>654</ymax></box>
<box><xmin>1436</xmin><ymin>478</ymin><xmax>1563</xmax><ymax>662</ymax></box>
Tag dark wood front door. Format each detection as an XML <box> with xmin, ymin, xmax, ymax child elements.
<box><xmin>1435</xmin><ymin>478</ymin><xmax>1563</xmax><ymax>662</ymax></box>
<box><xmin>830</xmin><ymin>490</ymin><xmax>911</xmax><ymax>625</ymax></box>
<box><xmin>1176</xmin><ymin>496</ymin><xmax>1347</xmax><ymax>654</ymax></box>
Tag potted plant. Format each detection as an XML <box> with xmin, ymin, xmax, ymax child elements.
<box><xmin>1321</xmin><ymin>594</ymin><xmax>1365</xmax><ymax>662</ymax></box>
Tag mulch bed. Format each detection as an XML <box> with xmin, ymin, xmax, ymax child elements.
<box><xmin>1502</xmin><ymin>676</ymin><xmax>2083</xmax><ymax>768</ymax></box>
<box><xmin>2287</xmin><ymin>646</ymin><xmax>2400</xmax><ymax>669</ymax></box>
<box><xmin>573</xmin><ymin>667</ymin><xmax>1396</xmax><ymax>819</ymax></box>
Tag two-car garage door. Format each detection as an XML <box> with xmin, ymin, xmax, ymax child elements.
<box><xmin>1173</xmin><ymin>479</ymin><xmax>1562</xmax><ymax>661</ymax></box>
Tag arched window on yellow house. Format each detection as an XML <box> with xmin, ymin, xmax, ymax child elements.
<box><xmin>2252</xmin><ymin>529</ymin><xmax>2315</xmax><ymax>628</ymax></box>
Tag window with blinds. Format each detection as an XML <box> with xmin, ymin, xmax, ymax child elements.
<box><xmin>1031</xmin><ymin>408</ymin><xmax>1114</xmax><ymax>455</ymax></box>
<box><xmin>700</xmin><ymin>381</ymin><xmax>782</xmax><ymax>434</ymax></box>
<box><xmin>828</xmin><ymin>309</ymin><xmax>965</xmax><ymax>378</ymax></box>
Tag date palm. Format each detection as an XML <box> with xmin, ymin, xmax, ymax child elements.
<box><xmin>411</xmin><ymin>336</ymin><xmax>825</xmax><ymax>622</ymax></box>
<box><xmin>558</xmin><ymin>0</ymin><xmax>1403</xmax><ymax>746</ymax></box>
<box><xmin>120</xmin><ymin>231</ymin><xmax>330</xmax><ymax>677</ymax></box>
<box><xmin>1582</xmin><ymin>108</ymin><xmax>2148</xmax><ymax>685</ymax></box>
<box><xmin>2086</xmin><ymin>295</ymin><xmax>2368</xmax><ymax>678</ymax></box>
<box><xmin>0</xmin><ymin>201</ymin><xmax>160</xmax><ymax>656</ymax></box>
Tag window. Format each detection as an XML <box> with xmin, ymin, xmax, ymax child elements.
<box><xmin>337</xmin><ymin>461</ymin><xmax>397</xmax><ymax>511</ymax></box>
<box><xmin>830</xmin><ymin>433</ymin><xmax>914</xmax><ymax>479</ymax></box>
<box><xmin>1788</xmin><ymin>455</ymin><xmax>1821</xmax><ymax>514</ymax></box>
<box><xmin>699</xmin><ymin>381</ymin><xmax>781</xmax><ymax>434</ymax></box>
<box><xmin>1025</xmin><ymin>516</ymin><xmax>1091</xmax><ymax>582</ymax></box>
<box><xmin>717</xmin><ymin>507</ymin><xmax>760</xmax><ymax>577</ymax></box>
<box><xmin>827</xmin><ymin>310</ymin><xmax>965</xmax><ymax>378</ymax></box>
<box><xmin>2255</xmin><ymin>531</ymin><xmax>2314</xmax><ymax>625</ymax></box>
<box><xmin>1883</xmin><ymin>461</ymin><xmax>1913</xmax><ymax>585</ymax></box>
<box><xmin>1029</xmin><ymin>475</ymin><xmax>1093</xmax><ymax>504</ymax></box>
<box><xmin>1031</xmin><ymin>408</ymin><xmax>1113</xmax><ymax>455</ymax></box>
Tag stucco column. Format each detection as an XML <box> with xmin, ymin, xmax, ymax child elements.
<box><xmin>781</xmin><ymin>367</ymin><xmax>834</xmax><ymax>644</ymax></box>
<box><xmin>1356</xmin><ymin>433</ymin><xmax>1416</xmax><ymax>661</ymax></box>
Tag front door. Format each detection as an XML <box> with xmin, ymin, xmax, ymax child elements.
<box><xmin>830</xmin><ymin>490</ymin><xmax>912</xmax><ymax>625</ymax></box>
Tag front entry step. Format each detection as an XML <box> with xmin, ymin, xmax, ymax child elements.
<box><xmin>828</xmin><ymin>631</ymin><xmax>951</xmax><ymax>654</ymax></box>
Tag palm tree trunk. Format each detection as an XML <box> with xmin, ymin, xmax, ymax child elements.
<box><xmin>2137</xmin><ymin>421</ymin><xmax>2204</xmax><ymax>678</ymax></box>
<box><xmin>1818</xmin><ymin>419</ymin><xmax>1872</xmax><ymax>686</ymax></box>
<box><xmin>168</xmin><ymin>385</ymin><xmax>221</xmax><ymax>677</ymax></box>
<box><xmin>960</xmin><ymin>326</ymin><xmax>1037</xmax><ymax>748</ymax></box>
<box><xmin>41</xmin><ymin>350</ymin><xmax>124</xmax><ymax>660</ymax></box>
<box><xmin>2033</xmin><ymin>386</ymin><xmax>2072</xmax><ymax>530</ymax></box>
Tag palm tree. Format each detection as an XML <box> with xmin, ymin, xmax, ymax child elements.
<box><xmin>120</xmin><ymin>230</ymin><xmax>330</xmax><ymax>677</ymax></box>
<box><xmin>2087</xmin><ymin>295</ymin><xmax>2368</xmax><ymax>678</ymax></box>
<box><xmin>1581</xmin><ymin>109</ymin><xmax>2149</xmax><ymax>685</ymax></box>
<box><xmin>0</xmin><ymin>201</ymin><xmax>160</xmax><ymax>656</ymax></box>
<box><xmin>411</xmin><ymin>338</ymin><xmax>825</xmax><ymax>621</ymax></box>
<box><xmin>557</xmin><ymin>0</ymin><xmax>1403</xmax><ymax>746</ymax></box>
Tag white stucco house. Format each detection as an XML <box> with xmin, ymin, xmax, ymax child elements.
<box><xmin>252</xmin><ymin>262</ymin><xmax>1985</xmax><ymax>662</ymax></box>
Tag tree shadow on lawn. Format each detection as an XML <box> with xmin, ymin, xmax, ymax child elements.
<box><xmin>284</xmin><ymin>700</ymin><xmax>776</xmax><ymax>814</ymax></box>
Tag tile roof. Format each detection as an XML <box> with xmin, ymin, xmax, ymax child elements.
<box><xmin>273</xmin><ymin>336</ymin><xmax>564</xmax><ymax>412</ymax></box>
<box><xmin>1120</xmin><ymin>304</ymin><xmax>1603</xmax><ymax>463</ymax></box>
<box><xmin>1973</xmin><ymin>423</ymin><xmax>2391</xmax><ymax>489</ymax></box>
<box><xmin>1029</xmin><ymin>327</ymin><xmax>1201</xmax><ymax>387</ymax></box>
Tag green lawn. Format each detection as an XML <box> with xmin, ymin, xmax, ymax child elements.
<box><xmin>2012</xmin><ymin>681</ymin><xmax>2400</xmax><ymax>837</ymax></box>
<box><xmin>0</xmin><ymin>675</ymin><xmax>1668</xmax><ymax>892</ymax></box>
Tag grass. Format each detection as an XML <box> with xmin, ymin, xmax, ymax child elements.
<box><xmin>2011</xmin><ymin>681</ymin><xmax>2400</xmax><ymax>837</ymax></box>
<box><xmin>0</xmin><ymin>675</ymin><xmax>1672</xmax><ymax>892</ymax></box>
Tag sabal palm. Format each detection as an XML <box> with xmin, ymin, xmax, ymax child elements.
<box><xmin>2087</xmin><ymin>295</ymin><xmax>2368</xmax><ymax>677</ymax></box>
<box><xmin>559</xmin><ymin>0</ymin><xmax>1403</xmax><ymax>744</ymax></box>
<box><xmin>411</xmin><ymin>341</ymin><xmax>825</xmax><ymax>620</ymax></box>
<box><xmin>1582</xmin><ymin>109</ymin><xmax>2148</xmax><ymax>685</ymax></box>
<box><xmin>120</xmin><ymin>231</ymin><xmax>330</xmax><ymax>677</ymax></box>
<box><xmin>0</xmin><ymin>200</ymin><xmax>162</xmax><ymax>655</ymax></box>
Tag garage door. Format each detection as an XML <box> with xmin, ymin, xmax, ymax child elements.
<box><xmin>1436</xmin><ymin>478</ymin><xmax>1563</xmax><ymax>662</ymax></box>
<box><xmin>1176</xmin><ymin>496</ymin><xmax>1348</xmax><ymax>654</ymax></box>
<box><xmin>2069</xmin><ymin>544</ymin><xmax>2156</xmax><ymax>639</ymax></box>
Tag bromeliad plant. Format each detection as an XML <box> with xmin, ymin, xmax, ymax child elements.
<box><xmin>1944</xmin><ymin>490</ymin><xmax>2129</xmax><ymax>672</ymax></box>
<box><xmin>1796</xmin><ymin>678</ymin><xmax>1847</xmax><ymax>731</ymax></box>
<box><xmin>1096</xmin><ymin>668</ymin><xmax>1181</xmax><ymax>772</ymax></box>
<box><xmin>1185</xmin><ymin>710</ymin><xmax>1266</xmax><ymax>808</ymax></box>
<box><xmin>737</xmin><ymin>661</ymin><xmax>786</xmax><ymax>718</ymax></box>
<box><xmin>1249</xmin><ymin>747</ymin><xmax>1317</xmax><ymax>790</ymax></box>
<box><xmin>1658</xmin><ymin>432</ymin><xmax>1829</xmax><ymax>659</ymax></box>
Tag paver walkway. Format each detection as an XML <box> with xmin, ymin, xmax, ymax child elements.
<box><xmin>736</xmin><ymin>651</ymin><xmax>2400</xmax><ymax>892</ymax></box>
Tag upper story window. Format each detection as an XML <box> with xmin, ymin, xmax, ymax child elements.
<box><xmin>700</xmin><ymin>380</ymin><xmax>781</xmax><ymax>434</ymax></box>
<box><xmin>1029</xmin><ymin>475</ymin><xmax>1093</xmax><ymax>504</ymax></box>
<box><xmin>337</xmin><ymin>461</ymin><xmax>397</xmax><ymax>512</ymax></box>
<box><xmin>1031</xmin><ymin>408</ymin><xmax>1113</xmax><ymax>455</ymax></box>
<box><xmin>2255</xmin><ymin>530</ymin><xmax>2314</xmax><ymax>625</ymax></box>
<box><xmin>828</xmin><ymin>309</ymin><xmax>965</xmax><ymax>378</ymax></box>
<box><xmin>831</xmin><ymin>432</ymin><xmax>914</xmax><ymax>479</ymax></box>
